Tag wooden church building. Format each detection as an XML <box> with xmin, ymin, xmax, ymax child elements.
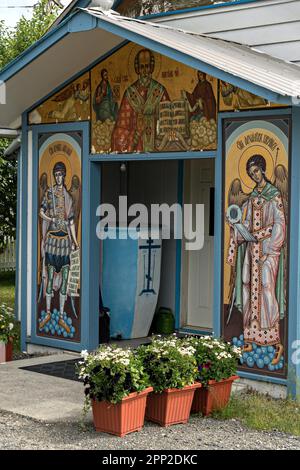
<box><xmin>1</xmin><ymin>0</ymin><xmax>300</xmax><ymax>397</ymax></box>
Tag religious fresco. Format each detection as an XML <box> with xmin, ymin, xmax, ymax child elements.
<box><xmin>91</xmin><ymin>44</ymin><xmax>218</xmax><ymax>153</ymax></box>
<box><xmin>28</xmin><ymin>73</ymin><xmax>90</xmax><ymax>125</ymax></box>
<box><xmin>37</xmin><ymin>133</ymin><xmax>82</xmax><ymax>342</ymax></box>
<box><xmin>222</xmin><ymin>117</ymin><xmax>289</xmax><ymax>377</ymax></box>
<box><xmin>219</xmin><ymin>80</ymin><xmax>285</xmax><ymax>111</ymax></box>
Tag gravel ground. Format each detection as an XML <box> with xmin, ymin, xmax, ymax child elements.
<box><xmin>0</xmin><ymin>409</ymin><xmax>300</xmax><ymax>450</ymax></box>
<box><xmin>12</xmin><ymin>352</ymin><xmax>54</xmax><ymax>361</ymax></box>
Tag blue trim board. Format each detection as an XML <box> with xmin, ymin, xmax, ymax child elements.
<box><xmin>14</xmin><ymin>148</ymin><xmax>21</xmax><ymax>321</ymax></box>
<box><xmin>89</xmin><ymin>151</ymin><xmax>216</xmax><ymax>162</ymax></box>
<box><xmin>238</xmin><ymin>370</ymin><xmax>287</xmax><ymax>386</ymax></box>
<box><xmin>20</xmin><ymin>114</ymin><xmax>28</xmax><ymax>352</ymax></box>
<box><xmin>29</xmin><ymin>121</ymin><xmax>94</xmax><ymax>352</ymax></box>
<box><xmin>180</xmin><ymin>328</ymin><xmax>213</xmax><ymax>336</ymax></box>
<box><xmin>213</xmin><ymin>114</ymin><xmax>224</xmax><ymax>339</ymax></box>
<box><xmin>175</xmin><ymin>160</ymin><xmax>184</xmax><ymax>330</ymax></box>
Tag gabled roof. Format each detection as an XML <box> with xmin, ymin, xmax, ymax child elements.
<box><xmin>0</xmin><ymin>8</ymin><xmax>298</xmax><ymax>129</ymax></box>
<box><xmin>50</xmin><ymin>0</ymin><xmax>91</xmax><ymax>30</ymax></box>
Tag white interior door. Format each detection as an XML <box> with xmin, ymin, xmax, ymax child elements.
<box><xmin>182</xmin><ymin>159</ymin><xmax>214</xmax><ymax>330</ymax></box>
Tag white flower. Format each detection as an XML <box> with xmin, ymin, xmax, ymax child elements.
<box><xmin>81</xmin><ymin>350</ymin><xmax>89</xmax><ymax>359</ymax></box>
<box><xmin>9</xmin><ymin>323</ymin><xmax>14</xmax><ymax>331</ymax></box>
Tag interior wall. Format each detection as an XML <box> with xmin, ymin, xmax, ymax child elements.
<box><xmin>101</xmin><ymin>160</ymin><xmax>178</xmax><ymax>316</ymax></box>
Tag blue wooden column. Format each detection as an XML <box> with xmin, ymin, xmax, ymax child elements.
<box><xmin>20</xmin><ymin>113</ymin><xmax>28</xmax><ymax>352</ymax></box>
<box><xmin>288</xmin><ymin>107</ymin><xmax>300</xmax><ymax>399</ymax></box>
<box><xmin>82</xmin><ymin>157</ymin><xmax>101</xmax><ymax>351</ymax></box>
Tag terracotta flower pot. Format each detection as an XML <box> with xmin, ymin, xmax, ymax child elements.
<box><xmin>191</xmin><ymin>375</ymin><xmax>239</xmax><ymax>416</ymax></box>
<box><xmin>5</xmin><ymin>341</ymin><xmax>13</xmax><ymax>362</ymax></box>
<box><xmin>0</xmin><ymin>340</ymin><xmax>13</xmax><ymax>363</ymax></box>
<box><xmin>92</xmin><ymin>387</ymin><xmax>153</xmax><ymax>437</ymax></box>
<box><xmin>146</xmin><ymin>382</ymin><xmax>202</xmax><ymax>427</ymax></box>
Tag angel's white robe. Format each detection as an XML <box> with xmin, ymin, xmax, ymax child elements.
<box><xmin>227</xmin><ymin>183</ymin><xmax>286</xmax><ymax>346</ymax></box>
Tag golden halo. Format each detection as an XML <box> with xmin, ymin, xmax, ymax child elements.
<box><xmin>127</xmin><ymin>44</ymin><xmax>162</xmax><ymax>82</ymax></box>
<box><xmin>238</xmin><ymin>144</ymin><xmax>274</xmax><ymax>190</ymax></box>
<box><xmin>46</xmin><ymin>152</ymin><xmax>73</xmax><ymax>190</ymax></box>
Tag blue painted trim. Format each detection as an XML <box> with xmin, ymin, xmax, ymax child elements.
<box><xmin>175</xmin><ymin>160</ymin><xmax>184</xmax><ymax>330</ymax></box>
<box><xmin>136</xmin><ymin>0</ymin><xmax>265</xmax><ymax>20</ymax></box>
<box><xmin>20</xmin><ymin>114</ymin><xmax>28</xmax><ymax>352</ymax></box>
<box><xmin>179</xmin><ymin>327</ymin><xmax>213</xmax><ymax>336</ymax></box>
<box><xmin>29</xmin><ymin>121</ymin><xmax>95</xmax><ymax>352</ymax></box>
<box><xmin>288</xmin><ymin>107</ymin><xmax>300</xmax><ymax>399</ymax></box>
<box><xmin>219</xmin><ymin>108</ymin><xmax>292</xmax><ymax>120</ymax></box>
<box><xmin>26</xmin><ymin>335</ymin><xmax>84</xmax><ymax>353</ymax></box>
<box><xmin>89</xmin><ymin>151</ymin><xmax>216</xmax><ymax>162</ymax></box>
<box><xmin>238</xmin><ymin>370</ymin><xmax>287</xmax><ymax>386</ymax></box>
<box><xmin>213</xmin><ymin>114</ymin><xmax>223</xmax><ymax>339</ymax></box>
<box><xmin>14</xmin><ymin>148</ymin><xmax>21</xmax><ymax>321</ymax></box>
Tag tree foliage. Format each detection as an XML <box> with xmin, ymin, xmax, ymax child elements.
<box><xmin>0</xmin><ymin>142</ymin><xmax>17</xmax><ymax>251</ymax></box>
<box><xmin>1</xmin><ymin>0</ymin><xmax>61</xmax><ymax>69</ymax></box>
<box><xmin>0</xmin><ymin>1</ymin><xmax>62</xmax><ymax>248</ymax></box>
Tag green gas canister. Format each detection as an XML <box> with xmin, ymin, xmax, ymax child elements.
<box><xmin>154</xmin><ymin>307</ymin><xmax>175</xmax><ymax>334</ymax></box>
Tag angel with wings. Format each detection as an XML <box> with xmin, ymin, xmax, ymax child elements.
<box><xmin>38</xmin><ymin>163</ymin><xmax>81</xmax><ymax>333</ymax></box>
<box><xmin>48</xmin><ymin>79</ymin><xmax>90</xmax><ymax>121</ymax></box>
<box><xmin>226</xmin><ymin>154</ymin><xmax>288</xmax><ymax>365</ymax></box>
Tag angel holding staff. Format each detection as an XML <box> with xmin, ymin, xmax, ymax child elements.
<box><xmin>226</xmin><ymin>154</ymin><xmax>288</xmax><ymax>365</ymax></box>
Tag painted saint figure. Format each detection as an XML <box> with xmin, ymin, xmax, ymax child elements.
<box><xmin>220</xmin><ymin>81</ymin><xmax>268</xmax><ymax>109</ymax></box>
<box><xmin>111</xmin><ymin>48</ymin><xmax>170</xmax><ymax>152</ymax></box>
<box><xmin>93</xmin><ymin>68</ymin><xmax>118</xmax><ymax>122</ymax></box>
<box><xmin>227</xmin><ymin>155</ymin><xmax>287</xmax><ymax>365</ymax></box>
<box><xmin>183</xmin><ymin>71</ymin><xmax>216</xmax><ymax>122</ymax></box>
<box><xmin>39</xmin><ymin>162</ymin><xmax>79</xmax><ymax>333</ymax></box>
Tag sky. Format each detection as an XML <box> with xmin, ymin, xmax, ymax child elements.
<box><xmin>0</xmin><ymin>0</ymin><xmax>72</xmax><ymax>28</ymax></box>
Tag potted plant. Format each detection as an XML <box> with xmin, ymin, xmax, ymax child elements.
<box><xmin>0</xmin><ymin>303</ymin><xmax>17</xmax><ymax>363</ymax></box>
<box><xmin>77</xmin><ymin>345</ymin><xmax>152</xmax><ymax>437</ymax></box>
<box><xmin>184</xmin><ymin>336</ymin><xmax>241</xmax><ymax>416</ymax></box>
<box><xmin>137</xmin><ymin>335</ymin><xmax>201</xmax><ymax>427</ymax></box>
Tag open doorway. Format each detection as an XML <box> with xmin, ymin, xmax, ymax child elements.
<box><xmin>99</xmin><ymin>157</ymin><xmax>215</xmax><ymax>342</ymax></box>
<box><xmin>181</xmin><ymin>159</ymin><xmax>215</xmax><ymax>332</ymax></box>
<box><xmin>99</xmin><ymin>160</ymin><xmax>178</xmax><ymax>342</ymax></box>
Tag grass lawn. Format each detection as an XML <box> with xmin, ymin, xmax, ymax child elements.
<box><xmin>213</xmin><ymin>390</ymin><xmax>300</xmax><ymax>436</ymax></box>
<box><xmin>0</xmin><ymin>271</ymin><xmax>15</xmax><ymax>308</ymax></box>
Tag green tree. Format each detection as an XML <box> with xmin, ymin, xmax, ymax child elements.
<box><xmin>1</xmin><ymin>0</ymin><xmax>62</xmax><ymax>69</ymax></box>
<box><xmin>0</xmin><ymin>141</ymin><xmax>17</xmax><ymax>251</ymax></box>
<box><xmin>0</xmin><ymin>1</ymin><xmax>62</xmax><ymax>249</ymax></box>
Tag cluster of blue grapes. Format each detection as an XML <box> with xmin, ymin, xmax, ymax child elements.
<box><xmin>232</xmin><ymin>334</ymin><xmax>284</xmax><ymax>372</ymax></box>
<box><xmin>38</xmin><ymin>310</ymin><xmax>75</xmax><ymax>339</ymax></box>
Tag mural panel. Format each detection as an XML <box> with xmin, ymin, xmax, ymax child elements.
<box><xmin>219</xmin><ymin>81</ymin><xmax>285</xmax><ymax>111</ymax></box>
<box><xmin>91</xmin><ymin>44</ymin><xmax>218</xmax><ymax>153</ymax></box>
<box><xmin>222</xmin><ymin>117</ymin><xmax>289</xmax><ymax>377</ymax></box>
<box><xmin>29</xmin><ymin>73</ymin><xmax>90</xmax><ymax>125</ymax></box>
<box><xmin>37</xmin><ymin>133</ymin><xmax>82</xmax><ymax>342</ymax></box>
